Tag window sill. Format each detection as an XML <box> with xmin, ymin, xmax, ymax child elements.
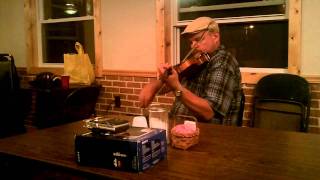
<box><xmin>28</xmin><ymin>67</ymin><xmax>64</xmax><ymax>75</ymax></box>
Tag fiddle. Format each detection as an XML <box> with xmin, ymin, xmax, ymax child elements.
<box><xmin>162</xmin><ymin>51</ymin><xmax>211</xmax><ymax>80</ymax></box>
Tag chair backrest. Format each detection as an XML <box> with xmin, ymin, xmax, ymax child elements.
<box><xmin>252</xmin><ymin>73</ymin><xmax>310</xmax><ymax>132</ymax></box>
<box><xmin>63</xmin><ymin>85</ymin><xmax>101</xmax><ymax>122</ymax></box>
<box><xmin>0</xmin><ymin>54</ymin><xmax>20</xmax><ymax>92</ymax></box>
<box><xmin>254</xmin><ymin>73</ymin><xmax>310</xmax><ymax>106</ymax></box>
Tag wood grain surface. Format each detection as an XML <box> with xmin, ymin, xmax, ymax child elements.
<box><xmin>1</xmin><ymin>116</ymin><xmax>320</xmax><ymax>179</ymax></box>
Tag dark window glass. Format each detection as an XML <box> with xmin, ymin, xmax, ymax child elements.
<box><xmin>42</xmin><ymin>21</ymin><xmax>94</xmax><ymax>63</ymax></box>
<box><xmin>179</xmin><ymin>0</ymin><xmax>266</xmax><ymax>7</ymax></box>
<box><xmin>43</xmin><ymin>0</ymin><xmax>93</xmax><ymax>20</ymax></box>
<box><xmin>180</xmin><ymin>20</ymin><xmax>288</xmax><ymax>68</ymax></box>
<box><xmin>178</xmin><ymin>0</ymin><xmax>285</xmax><ymax>21</ymax></box>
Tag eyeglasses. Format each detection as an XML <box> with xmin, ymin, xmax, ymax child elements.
<box><xmin>190</xmin><ymin>30</ymin><xmax>207</xmax><ymax>45</ymax></box>
<box><xmin>181</xmin><ymin>30</ymin><xmax>208</xmax><ymax>62</ymax></box>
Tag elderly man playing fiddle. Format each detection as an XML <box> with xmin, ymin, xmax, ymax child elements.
<box><xmin>139</xmin><ymin>17</ymin><xmax>242</xmax><ymax>125</ymax></box>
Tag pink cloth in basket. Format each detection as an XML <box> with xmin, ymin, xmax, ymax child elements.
<box><xmin>171</xmin><ymin>124</ymin><xmax>198</xmax><ymax>137</ymax></box>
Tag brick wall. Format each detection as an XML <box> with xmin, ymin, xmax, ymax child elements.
<box><xmin>308</xmin><ymin>83</ymin><xmax>320</xmax><ymax>133</ymax></box>
<box><xmin>242</xmin><ymin>83</ymin><xmax>255</xmax><ymax>127</ymax></box>
<box><xmin>18</xmin><ymin>68</ymin><xmax>36</xmax><ymax>128</ymax></box>
<box><xmin>95</xmin><ymin>74</ymin><xmax>320</xmax><ymax>134</ymax></box>
<box><xmin>95</xmin><ymin>75</ymin><xmax>174</xmax><ymax>116</ymax></box>
<box><xmin>18</xmin><ymin>69</ymin><xmax>320</xmax><ymax>134</ymax></box>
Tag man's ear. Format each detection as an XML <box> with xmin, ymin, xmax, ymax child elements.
<box><xmin>213</xmin><ymin>32</ymin><xmax>220</xmax><ymax>39</ymax></box>
<box><xmin>209</xmin><ymin>32</ymin><xmax>220</xmax><ymax>41</ymax></box>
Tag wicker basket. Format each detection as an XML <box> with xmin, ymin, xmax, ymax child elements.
<box><xmin>171</xmin><ymin>124</ymin><xmax>200</xmax><ymax>150</ymax></box>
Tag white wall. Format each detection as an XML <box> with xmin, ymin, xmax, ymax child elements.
<box><xmin>101</xmin><ymin>0</ymin><xmax>157</xmax><ymax>71</ymax></box>
<box><xmin>301</xmin><ymin>0</ymin><xmax>320</xmax><ymax>75</ymax></box>
<box><xmin>0</xmin><ymin>0</ymin><xmax>319</xmax><ymax>75</ymax></box>
<box><xmin>0</xmin><ymin>0</ymin><xmax>26</xmax><ymax>67</ymax></box>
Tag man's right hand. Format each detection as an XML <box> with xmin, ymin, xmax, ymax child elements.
<box><xmin>139</xmin><ymin>63</ymin><xmax>179</xmax><ymax>108</ymax></box>
<box><xmin>138</xmin><ymin>78</ymin><xmax>164</xmax><ymax>108</ymax></box>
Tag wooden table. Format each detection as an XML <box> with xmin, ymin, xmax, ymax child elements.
<box><xmin>1</xmin><ymin>117</ymin><xmax>320</xmax><ymax>179</ymax></box>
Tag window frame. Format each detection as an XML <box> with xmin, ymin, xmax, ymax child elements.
<box><xmin>169</xmin><ymin>0</ymin><xmax>301</xmax><ymax>84</ymax></box>
<box><xmin>38</xmin><ymin>0</ymin><xmax>95</xmax><ymax>67</ymax></box>
<box><xmin>24</xmin><ymin>0</ymin><xmax>102</xmax><ymax>76</ymax></box>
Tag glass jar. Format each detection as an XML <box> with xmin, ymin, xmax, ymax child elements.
<box><xmin>148</xmin><ymin>103</ymin><xmax>169</xmax><ymax>142</ymax></box>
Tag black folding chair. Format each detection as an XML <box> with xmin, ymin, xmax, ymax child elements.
<box><xmin>252</xmin><ymin>73</ymin><xmax>310</xmax><ymax>132</ymax></box>
<box><xmin>0</xmin><ymin>54</ymin><xmax>31</xmax><ymax>137</ymax></box>
<box><xmin>63</xmin><ymin>85</ymin><xmax>101</xmax><ymax>123</ymax></box>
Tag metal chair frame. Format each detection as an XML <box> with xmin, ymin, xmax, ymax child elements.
<box><xmin>252</xmin><ymin>73</ymin><xmax>310</xmax><ymax>132</ymax></box>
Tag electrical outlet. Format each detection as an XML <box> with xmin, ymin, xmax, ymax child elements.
<box><xmin>114</xmin><ymin>96</ymin><xmax>121</xmax><ymax>108</ymax></box>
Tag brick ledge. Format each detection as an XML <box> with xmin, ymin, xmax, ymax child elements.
<box><xmin>102</xmin><ymin>69</ymin><xmax>157</xmax><ymax>77</ymax></box>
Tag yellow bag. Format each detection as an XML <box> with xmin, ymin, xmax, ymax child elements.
<box><xmin>64</xmin><ymin>42</ymin><xmax>95</xmax><ymax>85</ymax></box>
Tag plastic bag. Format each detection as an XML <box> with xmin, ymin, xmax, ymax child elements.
<box><xmin>64</xmin><ymin>42</ymin><xmax>95</xmax><ymax>85</ymax></box>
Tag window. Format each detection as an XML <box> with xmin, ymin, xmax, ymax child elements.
<box><xmin>173</xmin><ymin>0</ymin><xmax>289</xmax><ymax>72</ymax></box>
<box><xmin>179</xmin><ymin>21</ymin><xmax>288</xmax><ymax>69</ymax></box>
<box><xmin>178</xmin><ymin>0</ymin><xmax>286</xmax><ymax>20</ymax></box>
<box><xmin>37</xmin><ymin>0</ymin><xmax>94</xmax><ymax>66</ymax></box>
